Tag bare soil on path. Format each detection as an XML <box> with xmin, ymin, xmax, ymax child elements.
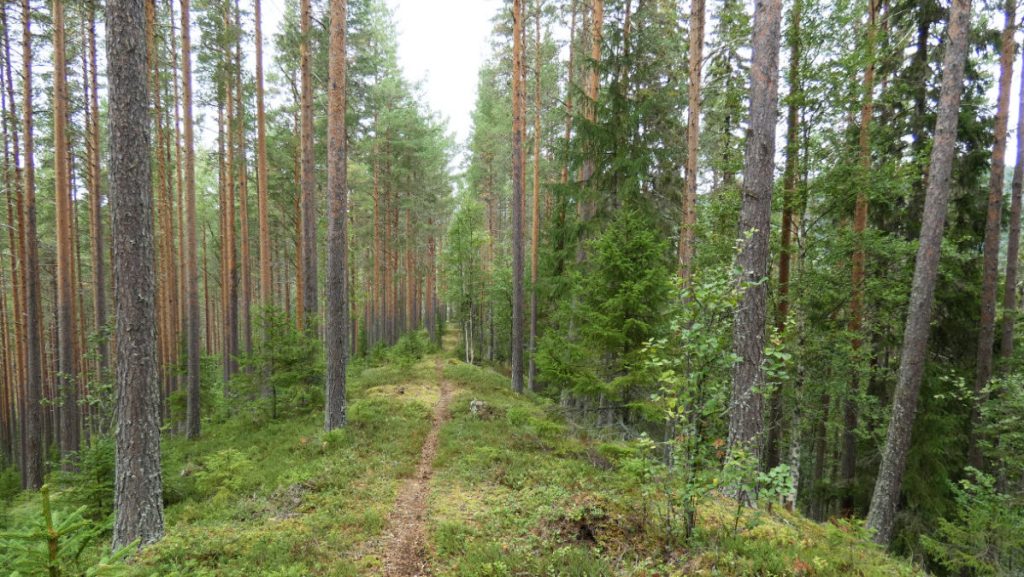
<box><xmin>379</xmin><ymin>360</ymin><xmax>452</xmax><ymax>576</ymax></box>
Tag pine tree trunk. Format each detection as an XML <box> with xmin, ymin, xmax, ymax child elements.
<box><xmin>679</xmin><ymin>0</ymin><xmax>704</xmax><ymax>284</ymax></box>
<box><xmin>728</xmin><ymin>0</ymin><xmax>784</xmax><ymax>464</ymax></box>
<box><xmin>86</xmin><ymin>0</ymin><xmax>107</xmax><ymax>383</ymax></box>
<box><xmin>324</xmin><ymin>0</ymin><xmax>348</xmax><ymax>431</ymax></box>
<box><xmin>1001</xmin><ymin>42</ymin><xmax>1024</xmax><ymax>360</ymax></box>
<box><xmin>560</xmin><ymin>2</ymin><xmax>577</xmax><ymax>187</ymax></box>
<box><xmin>528</xmin><ymin>0</ymin><xmax>543</xmax><ymax>392</ymax></box>
<box><xmin>108</xmin><ymin>0</ymin><xmax>164</xmax><ymax>548</ymax></box>
<box><xmin>971</xmin><ymin>0</ymin><xmax>1015</xmax><ymax>469</ymax></box>
<box><xmin>511</xmin><ymin>0</ymin><xmax>526</xmax><ymax>394</ymax></box>
<box><xmin>865</xmin><ymin>0</ymin><xmax>972</xmax><ymax>545</ymax></box>
<box><xmin>235</xmin><ymin>0</ymin><xmax>251</xmax><ymax>357</ymax></box>
<box><xmin>53</xmin><ymin>0</ymin><xmax>80</xmax><ymax>466</ymax></box>
<box><xmin>20</xmin><ymin>0</ymin><xmax>43</xmax><ymax>488</ymax></box>
<box><xmin>768</xmin><ymin>0</ymin><xmax>801</xmax><ymax>478</ymax></box>
<box><xmin>181</xmin><ymin>0</ymin><xmax>202</xmax><ymax>440</ymax></box>
<box><xmin>255</xmin><ymin>0</ymin><xmax>271</xmax><ymax>321</ymax></box>
<box><xmin>300</xmin><ymin>0</ymin><xmax>318</xmax><ymax>334</ymax></box>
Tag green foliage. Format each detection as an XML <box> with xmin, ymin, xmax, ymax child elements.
<box><xmin>444</xmin><ymin>194</ymin><xmax>489</xmax><ymax>363</ymax></box>
<box><xmin>0</xmin><ymin>485</ymin><xmax>133</xmax><ymax>577</ymax></box>
<box><xmin>230</xmin><ymin>306</ymin><xmax>324</xmax><ymax>420</ymax></box>
<box><xmin>192</xmin><ymin>449</ymin><xmax>256</xmax><ymax>502</ymax></box>
<box><xmin>56</xmin><ymin>437</ymin><xmax>115</xmax><ymax>522</ymax></box>
<box><xmin>921</xmin><ymin>469</ymin><xmax>1024</xmax><ymax>576</ymax></box>
<box><xmin>538</xmin><ymin>209</ymin><xmax>673</xmax><ymax>403</ymax></box>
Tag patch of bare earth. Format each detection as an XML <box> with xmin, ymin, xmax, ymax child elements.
<box><xmin>379</xmin><ymin>361</ymin><xmax>452</xmax><ymax>576</ymax></box>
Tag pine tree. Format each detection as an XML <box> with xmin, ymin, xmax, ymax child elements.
<box><xmin>728</xmin><ymin>0</ymin><xmax>784</xmax><ymax>462</ymax></box>
<box><xmin>182</xmin><ymin>0</ymin><xmax>202</xmax><ymax>440</ymax></box>
<box><xmin>866</xmin><ymin>0</ymin><xmax>972</xmax><ymax>545</ymax></box>
<box><xmin>108</xmin><ymin>0</ymin><xmax>164</xmax><ymax>548</ymax></box>
<box><xmin>324</xmin><ymin>0</ymin><xmax>348</xmax><ymax>431</ymax></box>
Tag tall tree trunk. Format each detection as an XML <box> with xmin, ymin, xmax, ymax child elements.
<box><xmin>511</xmin><ymin>0</ymin><xmax>526</xmax><ymax>394</ymax></box>
<box><xmin>728</xmin><ymin>0</ymin><xmax>784</xmax><ymax>464</ymax></box>
<box><xmin>235</xmin><ymin>0</ymin><xmax>251</xmax><ymax>357</ymax></box>
<box><xmin>560</xmin><ymin>1</ymin><xmax>577</xmax><ymax>186</ymax></box>
<box><xmin>1</xmin><ymin>0</ymin><xmax>27</xmax><ymax>474</ymax></box>
<box><xmin>576</xmin><ymin>0</ymin><xmax>602</xmax><ymax>258</ymax></box>
<box><xmin>324</xmin><ymin>0</ymin><xmax>348</xmax><ymax>431</ymax></box>
<box><xmin>679</xmin><ymin>0</ymin><xmax>704</xmax><ymax>284</ymax></box>
<box><xmin>842</xmin><ymin>0</ymin><xmax>878</xmax><ymax>513</ymax></box>
<box><xmin>528</xmin><ymin>0</ymin><xmax>543</xmax><ymax>392</ymax></box>
<box><xmin>87</xmin><ymin>0</ymin><xmax>107</xmax><ymax>382</ymax></box>
<box><xmin>971</xmin><ymin>0</ymin><xmax>1016</xmax><ymax>469</ymax></box>
<box><xmin>1001</xmin><ymin>40</ymin><xmax>1024</xmax><ymax>360</ymax></box>
<box><xmin>222</xmin><ymin>18</ymin><xmax>238</xmax><ymax>386</ymax></box>
<box><xmin>53</xmin><ymin>0</ymin><xmax>80</xmax><ymax>466</ymax></box>
<box><xmin>300</xmin><ymin>0</ymin><xmax>318</xmax><ymax>334</ymax></box>
<box><xmin>181</xmin><ymin>0</ymin><xmax>202</xmax><ymax>439</ymax></box>
<box><xmin>20</xmin><ymin>0</ymin><xmax>43</xmax><ymax>488</ymax></box>
<box><xmin>255</xmin><ymin>0</ymin><xmax>271</xmax><ymax>324</ymax></box>
<box><xmin>108</xmin><ymin>0</ymin><xmax>164</xmax><ymax>548</ymax></box>
<box><xmin>770</xmin><ymin>0</ymin><xmax>801</xmax><ymax>483</ymax></box>
<box><xmin>865</xmin><ymin>0</ymin><xmax>972</xmax><ymax>545</ymax></box>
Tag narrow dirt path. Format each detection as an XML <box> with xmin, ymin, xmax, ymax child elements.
<box><xmin>380</xmin><ymin>360</ymin><xmax>452</xmax><ymax>576</ymax></box>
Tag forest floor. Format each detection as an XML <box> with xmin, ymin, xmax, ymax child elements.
<box><xmin>2</xmin><ymin>330</ymin><xmax>927</xmax><ymax>576</ymax></box>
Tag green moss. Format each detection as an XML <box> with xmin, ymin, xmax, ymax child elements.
<box><xmin>4</xmin><ymin>343</ymin><xmax>923</xmax><ymax>577</ymax></box>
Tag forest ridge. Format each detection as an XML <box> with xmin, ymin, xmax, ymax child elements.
<box><xmin>0</xmin><ymin>0</ymin><xmax>1022</xmax><ymax>575</ymax></box>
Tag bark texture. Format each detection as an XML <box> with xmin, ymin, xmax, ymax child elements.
<box><xmin>21</xmin><ymin>0</ymin><xmax>43</xmax><ymax>489</ymax></box>
<box><xmin>865</xmin><ymin>0</ymin><xmax>972</xmax><ymax>545</ymax></box>
<box><xmin>181</xmin><ymin>0</ymin><xmax>202</xmax><ymax>439</ymax></box>
<box><xmin>971</xmin><ymin>0</ymin><xmax>1015</xmax><ymax>469</ymax></box>
<box><xmin>679</xmin><ymin>0</ymin><xmax>704</xmax><ymax>283</ymax></box>
<box><xmin>53</xmin><ymin>0</ymin><xmax>80</xmax><ymax>465</ymax></box>
<box><xmin>1001</xmin><ymin>38</ymin><xmax>1024</xmax><ymax>360</ymax></box>
<box><xmin>324</xmin><ymin>0</ymin><xmax>348</xmax><ymax>431</ymax></box>
<box><xmin>511</xmin><ymin>0</ymin><xmax>526</xmax><ymax>394</ymax></box>
<box><xmin>728</xmin><ymin>0</ymin><xmax>783</xmax><ymax>460</ymax></box>
<box><xmin>300</xmin><ymin>0</ymin><xmax>318</xmax><ymax>333</ymax></box>
<box><xmin>108</xmin><ymin>0</ymin><xmax>164</xmax><ymax>548</ymax></box>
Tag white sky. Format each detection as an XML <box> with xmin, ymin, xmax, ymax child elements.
<box><xmin>385</xmin><ymin>0</ymin><xmax>505</xmax><ymax>146</ymax></box>
<box><xmin>258</xmin><ymin>0</ymin><xmax>503</xmax><ymax>151</ymax></box>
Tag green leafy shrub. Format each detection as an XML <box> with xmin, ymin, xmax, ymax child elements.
<box><xmin>922</xmin><ymin>469</ymin><xmax>1024</xmax><ymax>576</ymax></box>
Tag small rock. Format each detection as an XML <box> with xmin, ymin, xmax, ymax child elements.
<box><xmin>470</xmin><ymin>399</ymin><xmax>489</xmax><ymax>418</ymax></box>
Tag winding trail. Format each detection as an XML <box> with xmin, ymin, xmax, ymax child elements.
<box><xmin>380</xmin><ymin>360</ymin><xmax>452</xmax><ymax>576</ymax></box>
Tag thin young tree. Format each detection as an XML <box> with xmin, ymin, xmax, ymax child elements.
<box><xmin>182</xmin><ymin>0</ymin><xmax>202</xmax><ymax>439</ymax></box>
<box><xmin>324</xmin><ymin>0</ymin><xmax>348</xmax><ymax>431</ymax></box>
<box><xmin>108</xmin><ymin>0</ymin><xmax>164</xmax><ymax>548</ymax></box>
<box><xmin>865</xmin><ymin>0</ymin><xmax>972</xmax><ymax>545</ymax></box>
<box><xmin>971</xmin><ymin>0</ymin><xmax>1016</xmax><ymax>468</ymax></box>
<box><xmin>728</xmin><ymin>0</ymin><xmax>784</xmax><ymax>461</ymax></box>
<box><xmin>511</xmin><ymin>0</ymin><xmax>526</xmax><ymax>394</ymax></box>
